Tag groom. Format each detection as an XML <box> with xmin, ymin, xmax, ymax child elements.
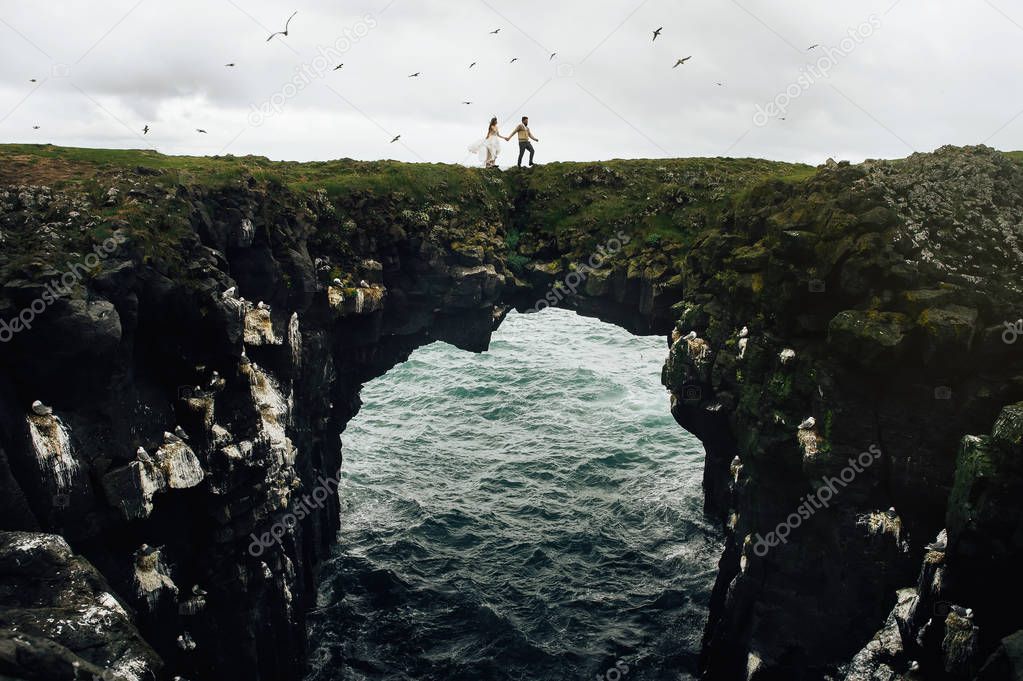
<box><xmin>510</xmin><ymin>116</ymin><xmax>539</xmax><ymax>167</ymax></box>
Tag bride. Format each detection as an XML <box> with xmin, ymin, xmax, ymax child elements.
<box><xmin>468</xmin><ymin>117</ymin><xmax>507</xmax><ymax>168</ymax></box>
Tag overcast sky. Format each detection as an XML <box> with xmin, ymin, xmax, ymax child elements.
<box><xmin>2</xmin><ymin>0</ymin><xmax>1022</xmax><ymax>166</ymax></box>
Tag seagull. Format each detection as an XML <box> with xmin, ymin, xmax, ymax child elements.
<box><xmin>674</xmin><ymin>56</ymin><xmax>692</xmax><ymax>68</ymax></box>
<box><xmin>652</xmin><ymin>27</ymin><xmax>663</xmax><ymax>41</ymax></box>
<box><xmin>143</xmin><ymin>125</ymin><xmax>149</xmax><ymax>135</ymax></box>
<box><xmin>164</xmin><ymin>431</ymin><xmax>183</xmax><ymax>444</ymax></box>
<box><xmin>174</xmin><ymin>425</ymin><xmax>189</xmax><ymax>441</ymax></box>
<box><xmin>333</xmin><ymin>64</ymin><xmax>343</xmax><ymax>70</ymax></box>
<box><xmin>462</xmin><ymin>101</ymin><xmax>473</xmax><ymax>105</ymax></box>
<box><xmin>358</xmin><ymin>279</ymin><xmax>370</xmax><ymax>288</ymax></box>
<box><xmin>222</xmin><ymin>287</ymin><xmax>237</xmax><ymax>299</ymax></box>
<box><xmin>926</xmin><ymin>529</ymin><xmax>948</xmax><ymax>552</ymax></box>
<box><xmin>197</xmin><ymin>129</ymin><xmax>208</xmax><ymax>134</ymax></box>
<box><xmin>807</xmin><ymin>44</ymin><xmax>820</xmax><ymax>50</ymax></box>
<box><xmin>332</xmin><ymin>278</ymin><xmax>342</xmax><ymax>285</ymax></box>
<box><xmin>390</xmin><ymin>135</ymin><xmax>401</xmax><ymax>143</ymax></box>
<box><xmin>29</xmin><ymin>78</ymin><xmax>37</xmax><ymax>83</ymax></box>
<box><xmin>136</xmin><ymin>447</ymin><xmax>152</xmax><ymax>463</ymax></box>
<box><xmin>192</xmin><ymin>584</ymin><xmax>207</xmax><ymax>596</ymax></box>
<box><xmin>469</xmin><ymin>62</ymin><xmax>477</xmax><ymax>69</ymax></box>
<box><xmin>490</xmin><ymin>28</ymin><xmax>501</xmax><ymax>34</ymax></box>
<box><xmin>684</xmin><ymin>331</ymin><xmax>697</xmax><ymax>341</ymax></box>
<box><xmin>266</xmin><ymin>11</ymin><xmax>297</xmax><ymax>41</ymax></box>
<box><xmin>510</xmin><ymin>57</ymin><xmax>518</xmax><ymax>63</ymax></box>
<box><xmin>550</xmin><ymin>52</ymin><xmax>557</xmax><ymax>60</ymax></box>
<box><xmin>225</xmin><ymin>63</ymin><xmax>236</xmax><ymax>67</ymax></box>
<box><xmin>256</xmin><ymin>301</ymin><xmax>269</xmax><ymax>310</ymax></box>
<box><xmin>716</xmin><ymin>82</ymin><xmax>724</xmax><ymax>87</ymax></box>
<box><xmin>408</xmin><ymin>72</ymin><xmax>420</xmax><ymax>78</ymax></box>
<box><xmin>32</xmin><ymin>125</ymin><xmax>40</xmax><ymax>130</ymax></box>
<box><xmin>739</xmin><ymin>326</ymin><xmax>749</xmax><ymax>338</ymax></box>
<box><xmin>950</xmin><ymin>605</ymin><xmax>974</xmax><ymax>620</ymax></box>
<box><xmin>798</xmin><ymin>417</ymin><xmax>816</xmax><ymax>430</ymax></box>
<box><xmin>31</xmin><ymin>400</ymin><xmax>53</xmax><ymax>416</ymax></box>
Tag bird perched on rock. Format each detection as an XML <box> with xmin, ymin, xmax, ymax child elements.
<box><xmin>174</xmin><ymin>425</ymin><xmax>189</xmax><ymax>441</ymax></box>
<box><xmin>136</xmin><ymin>447</ymin><xmax>153</xmax><ymax>464</ymax></box>
<box><xmin>358</xmin><ymin>279</ymin><xmax>370</xmax><ymax>288</ymax></box>
<box><xmin>256</xmin><ymin>301</ymin><xmax>269</xmax><ymax>310</ymax></box>
<box><xmin>951</xmin><ymin>605</ymin><xmax>974</xmax><ymax>620</ymax></box>
<box><xmin>164</xmin><ymin>430</ymin><xmax>184</xmax><ymax>444</ymax></box>
<box><xmin>31</xmin><ymin>400</ymin><xmax>53</xmax><ymax>416</ymax></box>
<box><xmin>332</xmin><ymin>278</ymin><xmax>342</xmax><ymax>285</ymax></box>
<box><xmin>266</xmin><ymin>11</ymin><xmax>297</xmax><ymax>41</ymax></box>
<box><xmin>674</xmin><ymin>56</ymin><xmax>692</xmax><ymax>68</ymax></box>
<box><xmin>739</xmin><ymin>326</ymin><xmax>749</xmax><ymax>338</ymax></box>
<box><xmin>926</xmin><ymin>529</ymin><xmax>948</xmax><ymax>552</ymax></box>
<box><xmin>683</xmin><ymin>331</ymin><xmax>697</xmax><ymax>341</ymax></box>
<box><xmin>192</xmin><ymin>584</ymin><xmax>207</xmax><ymax>596</ymax></box>
<box><xmin>798</xmin><ymin>417</ymin><xmax>816</xmax><ymax>430</ymax></box>
<box><xmin>730</xmin><ymin>455</ymin><xmax>743</xmax><ymax>480</ymax></box>
<box><xmin>222</xmin><ymin>287</ymin><xmax>237</xmax><ymax>299</ymax></box>
<box><xmin>652</xmin><ymin>27</ymin><xmax>663</xmax><ymax>41</ymax></box>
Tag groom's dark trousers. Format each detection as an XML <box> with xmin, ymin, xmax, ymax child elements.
<box><xmin>518</xmin><ymin>141</ymin><xmax>535</xmax><ymax>167</ymax></box>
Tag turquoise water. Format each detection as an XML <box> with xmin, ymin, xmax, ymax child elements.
<box><xmin>306</xmin><ymin>309</ymin><xmax>721</xmax><ymax>681</ymax></box>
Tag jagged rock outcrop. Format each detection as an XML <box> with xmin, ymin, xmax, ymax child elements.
<box><xmin>0</xmin><ymin>144</ymin><xmax>1021</xmax><ymax>680</ymax></box>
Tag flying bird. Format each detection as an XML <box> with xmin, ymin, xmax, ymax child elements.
<box><xmin>469</xmin><ymin>62</ymin><xmax>477</xmax><ymax>69</ymax></box>
<box><xmin>143</xmin><ymin>125</ymin><xmax>149</xmax><ymax>134</ymax></box>
<box><xmin>490</xmin><ymin>28</ymin><xmax>501</xmax><ymax>34</ymax></box>
<box><xmin>390</xmin><ymin>135</ymin><xmax>401</xmax><ymax>143</ymax></box>
<box><xmin>674</xmin><ymin>56</ymin><xmax>692</xmax><ymax>68</ymax></box>
<box><xmin>333</xmin><ymin>64</ymin><xmax>343</xmax><ymax>70</ymax></box>
<box><xmin>408</xmin><ymin>72</ymin><xmax>420</xmax><ymax>77</ymax></box>
<box><xmin>32</xmin><ymin>125</ymin><xmax>40</xmax><ymax>130</ymax></box>
<box><xmin>550</xmin><ymin>52</ymin><xmax>557</xmax><ymax>60</ymax></box>
<box><xmin>266</xmin><ymin>11</ymin><xmax>297</xmax><ymax>41</ymax></box>
<box><xmin>510</xmin><ymin>57</ymin><xmax>518</xmax><ymax>63</ymax></box>
<box><xmin>807</xmin><ymin>44</ymin><xmax>820</xmax><ymax>50</ymax></box>
<box><xmin>716</xmin><ymin>82</ymin><xmax>724</xmax><ymax>86</ymax></box>
<box><xmin>29</xmin><ymin>78</ymin><xmax>37</xmax><ymax>83</ymax></box>
<box><xmin>197</xmin><ymin>129</ymin><xmax>208</xmax><ymax>133</ymax></box>
<box><xmin>652</xmin><ymin>27</ymin><xmax>663</xmax><ymax>41</ymax></box>
<box><xmin>462</xmin><ymin>101</ymin><xmax>473</xmax><ymax>105</ymax></box>
<box><xmin>225</xmin><ymin>63</ymin><xmax>235</xmax><ymax>67</ymax></box>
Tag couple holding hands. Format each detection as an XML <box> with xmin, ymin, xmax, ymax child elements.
<box><xmin>470</xmin><ymin>115</ymin><xmax>539</xmax><ymax>168</ymax></box>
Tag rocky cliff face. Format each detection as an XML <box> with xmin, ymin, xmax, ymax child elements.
<box><xmin>0</xmin><ymin>144</ymin><xmax>1020</xmax><ymax>681</ymax></box>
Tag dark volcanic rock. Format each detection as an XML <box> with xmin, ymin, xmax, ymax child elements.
<box><xmin>0</xmin><ymin>145</ymin><xmax>1021</xmax><ymax>681</ymax></box>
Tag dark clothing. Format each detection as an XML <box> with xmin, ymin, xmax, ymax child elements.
<box><xmin>518</xmin><ymin>141</ymin><xmax>535</xmax><ymax>167</ymax></box>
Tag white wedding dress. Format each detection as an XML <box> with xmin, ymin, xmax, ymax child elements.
<box><xmin>468</xmin><ymin>133</ymin><xmax>503</xmax><ymax>166</ymax></box>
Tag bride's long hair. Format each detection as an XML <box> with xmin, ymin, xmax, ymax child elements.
<box><xmin>488</xmin><ymin>117</ymin><xmax>498</xmax><ymax>135</ymax></box>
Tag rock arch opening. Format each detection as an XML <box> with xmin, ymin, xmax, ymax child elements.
<box><xmin>306</xmin><ymin>308</ymin><xmax>722</xmax><ymax>681</ymax></box>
